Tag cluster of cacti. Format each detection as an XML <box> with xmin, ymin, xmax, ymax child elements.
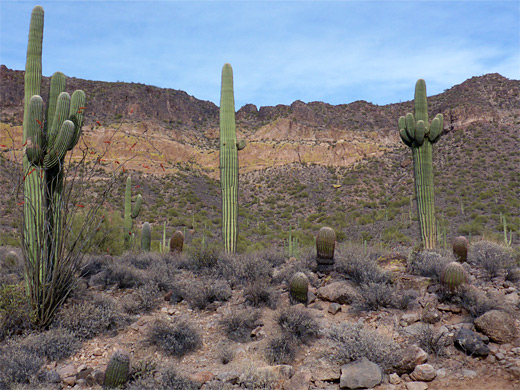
<box><xmin>219</xmin><ymin>63</ymin><xmax>245</xmax><ymax>253</ymax></box>
<box><xmin>287</xmin><ymin>227</ymin><xmax>299</xmax><ymax>258</ymax></box>
<box><xmin>440</xmin><ymin>261</ymin><xmax>466</xmax><ymax>291</ymax></box>
<box><xmin>289</xmin><ymin>272</ymin><xmax>309</xmax><ymax>304</ymax></box>
<box><xmin>452</xmin><ymin>236</ymin><xmax>469</xmax><ymax>263</ymax></box>
<box><xmin>141</xmin><ymin>222</ymin><xmax>151</xmax><ymax>252</ymax></box>
<box><xmin>123</xmin><ymin>175</ymin><xmax>142</xmax><ymax>249</ymax></box>
<box><xmin>22</xmin><ymin>6</ymin><xmax>86</xmax><ymax>325</ymax></box>
<box><xmin>159</xmin><ymin>221</ymin><xmax>170</xmax><ymax>253</ymax></box>
<box><xmin>170</xmin><ymin>230</ymin><xmax>184</xmax><ymax>253</ymax></box>
<box><xmin>316</xmin><ymin>226</ymin><xmax>336</xmax><ymax>265</ymax></box>
<box><xmin>103</xmin><ymin>350</ymin><xmax>130</xmax><ymax>389</ymax></box>
<box><xmin>398</xmin><ymin>79</ymin><xmax>443</xmax><ymax>249</ymax></box>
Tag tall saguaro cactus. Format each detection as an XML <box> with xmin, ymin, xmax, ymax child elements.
<box><xmin>22</xmin><ymin>6</ymin><xmax>86</xmax><ymax>326</ymax></box>
<box><xmin>123</xmin><ymin>175</ymin><xmax>142</xmax><ymax>249</ymax></box>
<box><xmin>398</xmin><ymin>79</ymin><xmax>443</xmax><ymax>249</ymax></box>
<box><xmin>219</xmin><ymin>63</ymin><xmax>245</xmax><ymax>252</ymax></box>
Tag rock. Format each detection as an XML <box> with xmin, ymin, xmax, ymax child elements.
<box><xmin>76</xmin><ymin>367</ymin><xmax>93</xmax><ymax>380</ymax></box>
<box><xmin>328</xmin><ymin>303</ymin><xmax>342</xmax><ymax>315</ymax></box>
<box><xmin>474</xmin><ymin>310</ymin><xmax>516</xmax><ymax>344</ymax></box>
<box><xmin>92</xmin><ymin>370</ymin><xmax>105</xmax><ymax>386</ymax></box>
<box><xmin>436</xmin><ymin>368</ymin><xmax>446</xmax><ymax>379</ymax></box>
<box><xmin>389</xmin><ymin>373</ymin><xmax>401</xmax><ymax>384</ymax></box>
<box><xmin>317</xmin><ymin>281</ymin><xmax>359</xmax><ymax>305</ymax></box>
<box><xmin>462</xmin><ymin>369</ymin><xmax>478</xmax><ymax>379</ymax></box>
<box><xmin>190</xmin><ymin>371</ymin><xmax>214</xmax><ymax>384</ymax></box>
<box><xmin>57</xmin><ymin>364</ymin><xmax>76</xmax><ymax>379</ymax></box>
<box><xmin>217</xmin><ymin>371</ymin><xmax>240</xmax><ymax>384</ymax></box>
<box><xmin>308</xmin><ymin>291</ymin><xmax>317</xmax><ymax>304</ymax></box>
<box><xmin>405</xmin><ymin>382</ymin><xmax>428</xmax><ymax>390</ymax></box>
<box><xmin>76</xmin><ymin>378</ymin><xmax>87</xmax><ymax>387</ymax></box>
<box><xmin>309</xmin><ymin>359</ymin><xmax>341</xmax><ymax>382</ymax></box>
<box><xmin>401</xmin><ymin>313</ymin><xmax>420</xmax><ymax>325</ymax></box>
<box><xmin>401</xmin><ymin>323</ymin><xmax>427</xmax><ymax>338</ymax></box>
<box><xmin>421</xmin><ymin>308</ymin><xmax>441</xmax><ymax>324</ymax></box>
<box><xmin>62</xmin><ymin>376</ymin><xmax>76</xmax><ymax>387</ymax></box>
<box><xmin>394</xmin><ymin>345</ymin><xmax>428</xmax><ymax>374</ymax></box>
<box><xmin>283</xmin><ymin>371</ymin><xmax>312</xmax><ymax>390</ymax></box>
<box><xmin>45</xmin><ymin>370</ymin><xmax>61</xmax><ymax>383</ymax></box>
<box><xmin>257</xmin><ymin>365</ymin><xmax>294</xmax><ymax>380</ymax></box>
<box><xmin>454</xmin><ymin>328</ymin><xmax>490</xmax><ymax>356</ymax></box>
<box><xmin>410</xmin><ymin>364</ymin><xmax>436</xmax><ymax>382</ymax></box>
<box><xmin>340</xmin><ymin>357</ymin><xmax>382</xmax><ymax>389</ymax></box>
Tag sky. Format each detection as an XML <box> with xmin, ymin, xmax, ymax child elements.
<box><xmin>0</xmin><ymin>1</ymin><xmax>519</xmax><ymax>109</ymax></box>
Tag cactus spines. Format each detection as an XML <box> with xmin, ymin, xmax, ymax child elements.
<box><xmin>453</xmin><ymin>236</ymin><xmax>469</xmax><ymax>263</ymax></box>
<box><xmin>316</xmin><ymin>227</ymin><xmax>336</xmax><ymax>264</ymax></box>
<box><xmin>170</xmin><ymin>230</ymin><xmax>184</xmax><ymax>253</ymax></box>
<box><xmin>103</xmin><ymin>350</ymin><xmax>130</xmax><ymax>389</ymax></box>
<box><xmin>123</xmin><ymin>175</ymin><xmax>142</xmax><ymax>249</ymax></box>
<box><xmin>141</xmin><ymin>222</ymin><xmax>151</xmax><ymax>252</ymax></box>
<box><xmin>398</xmin><ymin>79</ymin><xmax>443</xmax><ymax>249</ymax></box>
<box><xmin>22</xmin><ymin>6</ymin><xmax>86</xmax><ymax>326</ymax></box>
<box><xmin>220</xmin><ymin>63</ymin><xmax>243</xmax><ymax>253</ymax></box>
<box><xmin>440</xmin><ymin>261</ymin><xmax>466</xmax><ymax>291</ymax></box>
<box><xmin>289</xmin><ymin>272</ymin><xmax>309</xmax><ymax>304</ymax></box>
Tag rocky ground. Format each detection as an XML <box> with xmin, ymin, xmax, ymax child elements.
<box><xmin>1</xmin><ymin>240</ymin><xmax>518</xmax><ymax>390</ymax></box>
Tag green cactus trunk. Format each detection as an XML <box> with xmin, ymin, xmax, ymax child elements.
<box><xmin>219</xmin><ymin>63</ymin><xmax>239</xmax><ymax>253</ymax></box>
<box><xmin>22</xmin><ymin>6</ymin><xmax>86</xmax><ymax>327</ymax></box>
<box><xmin>123</xmin><ymin>175</ymin><xmax>142</xmax><ymax>249</ymax></box>
<box><xmin>399</xmin><ymin>80</ymin><xmax>443</xmax><ymax>250</ymax></box>
<box><xmin>141</xmin><ymin>222</ymin><xmax>151</xmax><ymax>252</ymax></box>
<box><xmin>103</xmin><ymin>350</ymin><xmax>130</xmax><ymax>389</ymax></box>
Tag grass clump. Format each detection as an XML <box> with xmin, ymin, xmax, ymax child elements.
<box><xmin>146</xmin><ymin>319</ymin><xmax>202</xmax><ymax>357</ymax></box>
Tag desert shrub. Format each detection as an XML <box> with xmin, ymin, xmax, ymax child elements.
<box><xmin>125</xmin><ymin>367</ymin><xmax>198</xmax><ymax>390</ymax></box>
<box><xmin>0</xmin><ymin>341</ymin><xmax>43</xmax><ymax>389</ymax></box>
<box><xmin>52</xmin><ymin>295</ymin><xmax>127</xmax><ymax>340</ymax></box>
<box><xmin>243</xmin><ymin>281</ymin><xmax>278</xmax><ymax>309</ymax></box>
<box><xmin>408</xmin><ymin>250</ymin><xmax>452</xmax><ymax>281</ymax></box>
<box><xmin>146</xmin><ymin>257</ymin><xmax>183</xmax><ymax>293</ymax></box>
<box><xmin>123</xmin><ymin>252</ymin><xmax>163</xmax><ymax>270</ymax></box>
<box><xmin>218</xmin><ymin>344</ymin><xmax>235</xmax><ymax>365</ymax></box>
<box><xmin>264</xmin><ymin>335</ymin><xmax>295</xmax><ymax>365</ymax></box>
<box><xmin>221</xmin><ymin>309</ymin><xmax>260</xmax><ymax>342</ymax></box>
<box><xmin>146</xmin><ymin>319</ymin><xmax>201</xmax><ymax>357</ymax></box>
<box><xmin>0</xmin><ymin>247</ymin><xmax>24</xmax><ymax>282</ymax></box>
<box><xmin>22</xmin><ymin>328</ymin><xmax>79</xmax><ymax>361</ymax></box>
<box><xmin>328</xmin><ymin>322</ymin><xmax>404</xmax><ymax>373</ymax></box>
<box><xmin>358</xmin><ymin>282</ymin><xmax>396</xmax><ymax>311</ymax></box>
<box><xmin>413</xmin><ymin>324</ymin><xmax>447</xmax><ymax>358</ymax></box>
<box><xmin>459</xmin><ymin>285</ymin><xmax>508</xmax><ymax>318</ymax></box>
<box><xmin>184</xmin><ymin>278</ymin><xmax>231</xmax><ymax>310</ymax></box>
<box><xmin>129</xmin><ymin>359</ymin><xmax>157</xmax><ymax>382</ymax></box>
<box><xmin>335</xmin><ymin>245</ymin><xmax>389</xmax><ymax>286</ymax></box>
<box><xmin>0</xmin><ymin>284</ymin><xmax>32</xmax><ymax>341</ymax></box>
<box><xmin>217</xmin><ymin>252</ymin><xmax>273</xmax><ymax>287</ymax></box>
<box><xmin>79</xmin><ymin>254</ymin><xmax>110</xmax><ymax>279</ymax></box>
<box><xmin>121</xmin><ymin>282</ymin><xmax>160</xmax><ymax>314</ymax></box>
<box><xmin>90</xmin><ymin>261</ymin><xmax>147</xmax><ymax>289</ymax></box>
<box><xmin>239</xmin><ymin>365</ymin><xmax>277</xmax><ymax>390</ymax></box>
<box><xmin>183</xmin><ymin>242</ymin><xmax>222</xmax><ymax>271</ymax></box>
<box><xmin>276</xmin><ymin>307</ymin><xmax>319</xmax><ymax>344</ymax></box>
<box><xmin>470</xmin><ymin>240</ymin><xmax>514</xmax><ymax>279</ymax></box>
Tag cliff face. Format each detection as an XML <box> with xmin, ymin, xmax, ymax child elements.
<box><xmin>1</xmin><ymin>65</ymin><xmax>519</xmax><ymax>178</ymax></box>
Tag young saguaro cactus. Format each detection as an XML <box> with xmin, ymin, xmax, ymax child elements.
<box><xmin>141</xmin><ymin>222</ymin><xmax>151</xmax><ymax>252</ymax></box>
<box><xmin>316</xmin><ymin>227</ymin><xmax>336</xmax><ymax>264</ymax></box>
<box><xmin>22</xmin><ymin>6</ymin><xmax>86</xmax><ymax>326</ymax></box>
<box><xmin>398</xmin><ymin>79</ymin><xmax>443</xmax><ymax>249</ymax></box>
<box><xmin>123</xmin><ymin>175</ymin><xmax>142</xmax><ymax>249</ymax></box>
<box><xmin>219</xmin><ymin>63</ymin><xmax>245</xmax><ymax>253</ymax></box>
<box><xmin>103</xmin><ymin>350</ymin><xmax>130</xmax><ymax>389</ymax></box>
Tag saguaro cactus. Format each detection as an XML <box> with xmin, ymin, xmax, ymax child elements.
<box><xmin>398</xmin><ymin>79</ymin><xmax>443</xmax><ymax>249</ymax></box>
<box><xmin>141</xmin><ymin>222</ymin><xmax>151</xmax><ymax>252</ymax></box>
<box><xmin>22</xmin><ymin>6</ymin><xmax>86</xmax><ymax>326</ymax></box>
<box><xmin>219</xmin><ymin>63</ymin><xmax>245</xmax><ymax>253</ymax></box>
<box><xmin>123</xmin><ymin>175</ymin><xmax>142</xmax><ymax>249</ymax></box>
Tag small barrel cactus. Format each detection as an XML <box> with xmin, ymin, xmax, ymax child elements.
<box><xmin>316</xmin><ymin>227</ymin><xmax>336</xmax><ymax>265</ymax></box>
<box><xmin>141</xmin><ymin>222</ymin><xmax>151</xmax><ymax>252</ymax></box>
<box><xmin>452</xmin><ymin>236</ymin><xmax>469</xmax><ymax>263</ymax></box>
<box><xmin>103</xmin><ymin>350</ymin><xmax>130</xmax><ymax>389</ymax></box>
<box><xmin>289</xmin><ymin>272</ymin><xmax>309</xmax><ymax>304</ymax></box>
<box><xmin>440</xmin><ymin>261</ymin><xmax>466</xmax><ymax>291</ymax></box>
<box><xmin>170</xmin><ymin>230</ymin><xmax>184</xmax><ymax>253</ymax></box>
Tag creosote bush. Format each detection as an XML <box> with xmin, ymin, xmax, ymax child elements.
<box><xmin>184</xmin><ymin>278</ymin><xmax>232</xmax><ymax>310</ymax></box>
<box><xmin>408</xmin><ymin>250</ymin><xmax>452</xmax><ymax>281</ymax></box>
<box><xmin>0</xmin><ymin>341</ymin><xmax>43</xmax><ymax>389</ymax></box>
<box><xmin>22</xmin><ymin>328</ymin><xmax>80</xmax><ymax>361</ymax></box>
<box><xmin>470</xmin><ymin>240</ymin><xmax>514</xmax><ymax>279</ymax></box>
<box><xmin>264</xmin><ymin>335</ymin><xmax>295</xmax><ymax>365</ymax></box>
<box><xmin>52</xmin><ymin>295</ymin><xmax>127</xmax><ymax>340</ymax></box>
<box><xmin>146</xmin><ymin>319</ymin><xmax>202</xmax><ymax>357</ymax></box>
<box><xmin>276</xmin><ymin>307</ymin><xmax>319</xmax><ymax>344</ymax></box>
<box><xmin>221</xmin><ymin>309</ymin><xmax>261</xmax><ymax>342</ymax></box>
<box><xmin>121</xmin><ymin>282</ymin><xmax>160</xmax><ymax>314</ymax></box>
<box><xmin>243</xmin><ymin>280</ymin><xmax>278</xmax><ymax>309</ymax></box>
<box><xmin>335</xmin><ymin>245</ymin><xmax>390</xmax><ymax>286</ymax></box>
<box><xmin>328</xmin><ymin>322</ymin><xmax>404</xmax><ymax>373</ymax></box>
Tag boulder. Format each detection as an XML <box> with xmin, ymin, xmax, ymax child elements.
<box><xmin>474</xmin><ymin>310</ymin><xmax>516</xmax><ymax>344</ymax></box>
<box><xmin>410</xmin><ymin>364</ymin><xmax>436</xmax><ymax>382</ymax></box>
<box><xmin>394</xmin><ymin>345</ymin><xmax>428</xmax><ymax>374</ymax></box>
<box><xmin>340</xmin><ymin>357</ymin><xmax>382</xmax><ymax>389</ymax></box>
<box><xmin>454</xmin><ymin>328</ymin><xmax>489</xmax><ymax>356</ymax></box>
<box><xmin>317</xmin><ymin>281</ymin><xmax>359</xmax><ymax>305</ymax></box>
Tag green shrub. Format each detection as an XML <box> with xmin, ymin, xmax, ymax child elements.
<box><xmin>146</xmin><ymin>319</ymin><xmax>201</xmax><ymax>357</ymax></box>
<box><xmin>0</xmin><ymin>284</ymin><xmax>32</xmax><ymax>340</ymax></box>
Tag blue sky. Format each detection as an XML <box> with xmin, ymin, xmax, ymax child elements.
<box><xmin>1</xmin><ymin>1</ymin><xmax>519</xmax><ymax>109</ymax></box>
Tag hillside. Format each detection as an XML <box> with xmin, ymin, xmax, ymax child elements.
<box><xmin>0</xmin><ymin>66</ymin><xmax>519</xmax><ymax>250</ymax></box>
